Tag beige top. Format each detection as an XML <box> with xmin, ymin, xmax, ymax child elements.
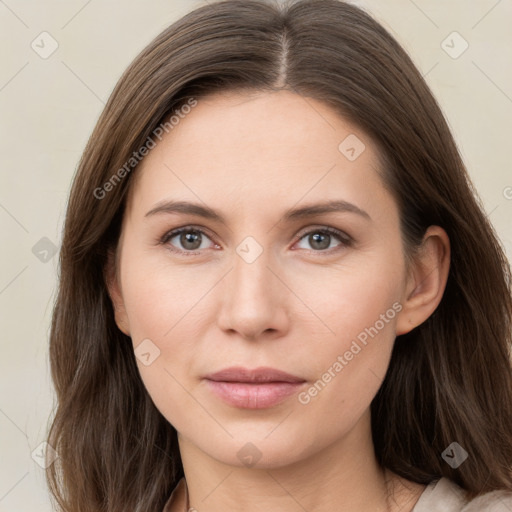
<box><xmin>412</xmin><ymin>477</ymin><xmax>512</xmax><ymax>512</ymax></box>
<box><xmin>163</xmin><ymin>476</ymin><xmax>512</xmax><ymax>512</ymax></box>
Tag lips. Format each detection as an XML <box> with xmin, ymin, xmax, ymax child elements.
<box><xmin>203</xmin><ymin>366</ymin><xmax>306</xmax><ymax>409</ymax></box>
<box><xmin>204</xmin><ymin>366</ymin><xmax>306</xmax><ymax>384</ymax></box>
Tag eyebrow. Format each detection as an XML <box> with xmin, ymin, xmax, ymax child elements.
<box><xmin>145</xmin><ymin>199</ymin><xmax>371</xmax><ymax>222</ymax></box>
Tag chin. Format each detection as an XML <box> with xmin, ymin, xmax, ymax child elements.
<box><xmin>196</xmin><ymin>431</ymin><xmax>314</xmax><ymax>470</ymax></box>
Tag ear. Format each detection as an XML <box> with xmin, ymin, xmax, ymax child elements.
<box><xmin>396</xmin><ymin>226</ymin><xmax>450</xmax><ymax>336</ymax></box>
<box><xmin>104</xmin><ymin>248</ymin><xmax>131</xmax><ymax>336</ymax></box>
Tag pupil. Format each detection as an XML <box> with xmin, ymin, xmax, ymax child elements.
<box><xmin>310</xmin><ymin>232</ymin><xmax>330</xmax><ymax>250</ymax></box>
<box><xmin>181</xmin><ymin>232</ymin><xmax>201</xmax><ymax>250</ymax></box>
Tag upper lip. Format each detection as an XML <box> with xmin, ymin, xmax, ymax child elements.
<box><xmin>204</xmin><ymin>366</ymin><xmax>306</xmax><ymax>383</ymax></box>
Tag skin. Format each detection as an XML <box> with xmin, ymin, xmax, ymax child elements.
<box><xmin>106</xmin><ymin>90</ymin><xmax>450</xmax><ymax>512</ymax></box>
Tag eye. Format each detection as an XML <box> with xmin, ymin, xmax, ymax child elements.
<box><xmin>160</xmin><ymin>225</ymin><xmax>353</xmax><ymax>256</ymax></box>
<box><xmin>293</xmin><ymin>227</ymin><xmax>353</xmax><ymax>252</ymax></box>
<box><xmin>161</xmin><ymin>226</ymin><xmax>218</xmax><ymax>255</ymax></box>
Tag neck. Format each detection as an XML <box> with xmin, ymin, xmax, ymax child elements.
<box><xmin>177</xmin><ymin>411</ymin><xmax>425</xmax><ymax>512</ymax></box>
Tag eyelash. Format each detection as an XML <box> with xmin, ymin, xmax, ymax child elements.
<box><xmin>159</xmin><ymin>225</ymin><xmax>354</xmax><ymax>256</ymax></box>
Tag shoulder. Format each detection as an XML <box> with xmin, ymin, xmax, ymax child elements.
<box><xmin>413</xmin><ymin>477</ymin><xmax>512</xmax><ymax>512</ymax></box>
<box><xmin>461</xmin><ymin>488</ymin><xmax>512</xmax><ymax>512</ymax></box>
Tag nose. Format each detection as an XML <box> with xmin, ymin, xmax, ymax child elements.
<box><xmin>216</xmin><ymin>245</ymin><xmax>290</xmax><ymax>341</ymax></box>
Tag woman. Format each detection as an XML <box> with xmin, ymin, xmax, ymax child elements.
<box><xmin>46</xmin><ymin>0</ymin><xmax>512</xmax><ymax>511</ymax></box>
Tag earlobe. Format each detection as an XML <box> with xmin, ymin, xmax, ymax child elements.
<box><xmin>104</xmin><ymin>248</ymin><xmax>131</xmax><ymax>336</ymax></box>
<box><xmin>395</xmin><ymin>226</ymin><xmax>450</xmax><ymax>336</ymax></box>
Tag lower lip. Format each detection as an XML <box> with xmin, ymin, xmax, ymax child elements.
<box><xmin>204</xmin><ymin>380</ymin><xmax>305</xmax><ymax>409</ymax></box>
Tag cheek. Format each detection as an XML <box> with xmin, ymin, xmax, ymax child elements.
<box><xmin>296</xmin><ymin>294</ymin><xmax>399</xmax><ymax>438</ymax></box>
<box><xmin>120</xmin><ymin>243</ymin><xmax>216</xmax><ymax>341</ymax></box>
<box><xmin>120</xmin><ymin>261</ymin><xmax>205</xmax><ymax>430</ymax></box>
<box><xmin>118</xmin><ymin>244</ymin><xmax>228</xmax><ymax>425</ymax></box>
<box><xmin>292</xmin><ymin>249</ymin><xmax>403</xmax><ymax>418</ymax></box>
<box><xmin>288</xmin><ymin>241</ymin><xmax>403</xmax><ymax>342</ymax></box>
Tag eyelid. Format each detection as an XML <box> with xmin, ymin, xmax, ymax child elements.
<box><xmin>291</xmin><ymin>225</ymin><xmax>353</xmax><ymax>253</ymax></box>
<box><xmin>159</xmin><ymin>224</ymin><xmax>220</xmax><ymax>254</ymax></box>
<box><xmin>159</xmin><ymin>224</ymin><xmax>354</xmax><ymax>255</ymax></box>
<box><xmin>293</xmin><ymin>225</ymin><xmax>352</xmax><ymax>244</ymax></box>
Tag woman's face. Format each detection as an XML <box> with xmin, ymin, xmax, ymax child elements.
<box><xmin>110</xmin><ymin>90</ymin><xmax>412</xmax><ymax>468</ymax></box>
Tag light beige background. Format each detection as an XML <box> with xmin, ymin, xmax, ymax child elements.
<box><xmin>0</xmin><ymin>0</ymin><xmax>511</xmax><ymax>510</ymax></box>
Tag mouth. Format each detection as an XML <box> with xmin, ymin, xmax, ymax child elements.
<box><xmin>203</xmin><ymin>366</ymin><xmax>307</xmax><ymax>409</ymax></box>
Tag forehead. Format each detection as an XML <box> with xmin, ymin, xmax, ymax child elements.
<box><xmin>126</xmin><ymin>90</ymin><xmax>390</xmax><ymax>220</ymax></box>
<box><xmin>154</xmin><ymin>89</ymin><xmax>370</xmax><ymax>166</ymax></box>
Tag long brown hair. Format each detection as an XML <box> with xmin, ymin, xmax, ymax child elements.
<box><xmin>46</xmin><ymin>0</ymin><xmax>512</xmax><ymax>510</ymax></box>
